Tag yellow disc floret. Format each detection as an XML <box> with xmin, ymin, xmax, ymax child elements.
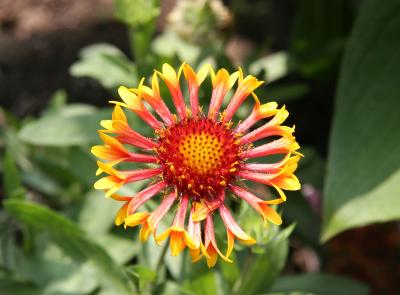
<box><xmin>178</xmin><ymin>132</ymin><xmax>223</xmax><ymax>175</ymax></box>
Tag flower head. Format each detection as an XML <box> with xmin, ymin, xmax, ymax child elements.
<box><xmin>92</xmin><ymin>63</ymin><xmax>301</xmax><ymax>267</ymax></box>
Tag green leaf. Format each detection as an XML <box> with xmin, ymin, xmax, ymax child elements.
<box><xmin>156</xmin><ymin>280</ymin><xmax>192</xmax><ymax>295</ymax></box>
<box><xmin>22</xmin><ymin>165</ymin><xmax>66</xmax><ymax>197</ymax></box>
<box><xmin>79</xmin><ymin>192</ymin><xmax>138</xmax><ymax>264</ymax></box>
<box><xmin>64</xmin><ymin>147</ymin><xmax>97</xmax><ymax>187</ymax></box>
<box><xmin>219</xmin><ymin>251</ymin><xmax>240</xmax><ymax>285</ymax></box>
<box><xmin>8</xmin><ymin>243</ymin><xmax>98</xmax><ymax>295</ymax></box>
<box><xmin>152</xmin><ymin>30</ymin><xmax>201</xmax><ymax>64</ymax></box>
<box><xmin>249</xmin><ymin>52</ymin><xmax>293</xmax><ymax>83</ymax></box>
<box><xmin>44</xmin><ymin>89</ymin><xmax>68</xmax><ymax>116</ymax></box>
<box><xmin>114</xmin><ymin>0</ymin><xmax>160</xmax><ymax>26</ymax></box>
<box><xmin>18</xmin><ymin>107</ymin><xmax>111</xmax><ymax>146</ymax></box>
<box><xmin>3</xmin><ymin>199</ymin><xmax>134</xmax><ymax>295</ymax></box>
<box><xmin>0</xmin><ymin>278</ymin><xmax>41</xmax><ymax>295</ymax></box>
<box><xmin>322</xmin><ymin>0</ymin><xmax>400</xmax><ymax>241</ymax></box>
<box><xmin>271</xmin><ymin>273</ymin><xmax>369</xmax><ymax>295</ymax></box>
<box><xmin>70</xmin><ymin>44</ymin><xmax>137</xmax><ymax>89</ymax></box>
<box><xmin>78</xmin><ymin>190</ymin><xmax>121</xmax><ymax>235</ymax></box>
<box><xmin>3</xmin><ymin>126</ymin><xmax>30</xmax><ymax>170</ymax></box>
<box><xmin>2</xmin><ymin>150</ymin><xmax>25</xmax><ymax>199</ymax></box>
<box><xmin>96</xmin><ymin>234</ymin><xmax>137</xmax><ymax>265</ymax></box>
<box><xmin>187</xmin><ymin>271</ymin><xmax>222</xmax><ymax>295</ymax></box>
<box><xmin>233</xmin><ymin>225</ymin><xmax>294</xmax><ymax>295</ymax></box>
<box><xmin>125</xmin><ymin>265</ymin><xmax>157</xmax><ymax>293</ymax></box>
<box><xmin>164</xmin><ymin>249</ymin><xmax>184</xmax><ymax>280</ymax></box>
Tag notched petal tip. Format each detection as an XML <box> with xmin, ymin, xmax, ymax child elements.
<box><xmin>117</xmin><ymin>86</ymin><xmax>143</xmax><ymax>111</ymax></box>
<box><xmin>114</xmin><ymin>203</ymin><xmax>129</xmax><ymax>226</ymax></box>
<box><xmin>124</xmin><ymin>212</ymin><xmax>150</xmax><ymax>228</ymax></box>
<box><xmin>161</xmin><ymin>63</ymin><xmax>178</xmax><ymax>84</ymax></box>
<box><xmin>259</xmin><ymin>203</ymin><xmax>282</xmax><ymax>225</ymax></box>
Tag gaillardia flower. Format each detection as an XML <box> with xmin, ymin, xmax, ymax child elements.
<box><xmin>92</xmin><ymin>63</ymin><xmax>301</xmax><ymax>267</ymax></box>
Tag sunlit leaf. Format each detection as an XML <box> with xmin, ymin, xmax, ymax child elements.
<box><xmin>19</xmin><ymin>107</ymin><xmax>111</xmax><ymax>146</ymax></box>
<box><xmin>156</xmin><ymin>280</ymin><xmax>192</xmax><ymax>295</ymax></box>
<box><xmin>70</xmin><ymin>44</ymin><xmax>137</xmax><ymax>89</ymax></box>
<box><xmin>152</xmin><ymin>30</ymin><xmax>201</xmax><ymax>64</ymax></box>
<box><xmin>249</xmin><ymin>52</ymin><xmax>293</xmax><ymax>83</ymax></box>
<box><xmin>322</xmin><ymin>0</ymin><xmax>400</xmax><ymax>241</ymax></box>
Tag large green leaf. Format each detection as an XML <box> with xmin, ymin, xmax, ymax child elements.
<box><xmin>4</xmin><ymin>199</ymin><xmax>134</xmax><ymax>295</ymax></box>
<box><xmin>70</xmin><ymin>44</ymin><xmax>137</xmax><ymax>89</ymax></box>
<box><xmin>322</xmin><ymin>0</ymin><xmax>400</xmax><ymax>241</ymax></box>
<box><xmin>270</xmin><ymin>273</ymin><xmax>368</xmax><ymax>295</ymax></box>
<box><xmin>18</xmin><ymin>107</ymin><xmax>111</xmax><ymax>146</ymax></box>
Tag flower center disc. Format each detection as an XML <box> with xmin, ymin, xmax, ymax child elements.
<box><xmin>157</xmin><ymin>118</ymin><xmax>241</xmax><ymax>199</ymax></box>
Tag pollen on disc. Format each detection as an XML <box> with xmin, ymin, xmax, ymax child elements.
<box><xmin>179</xmin><ymin>133</ymin><xmax>222</xmax><ymax>175</ymax></box>
<box><xmin>157</xmin><ymin>118</ymin><xmax>241</xmax><ymax>198</ymax></box>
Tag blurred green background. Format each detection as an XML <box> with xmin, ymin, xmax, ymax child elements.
<box><xmin>0</xmin><ymin>0</ymin><xmax>399</xmax><ymax>294</ymax></box>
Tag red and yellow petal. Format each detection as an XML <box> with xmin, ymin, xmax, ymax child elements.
<box><xmin>219</xmin><ymin>204</ymin><xmax>256</xmax><ymax>258</ymax></box>
<box><xmin>158</xmin><ymin>63</ymin><xmax>187</xmax><ymax>120</ymax></box>
<box><xmin>183</xmin><ymin>63</ymin><xmax>210</xmax><ymax>116</ymax></box>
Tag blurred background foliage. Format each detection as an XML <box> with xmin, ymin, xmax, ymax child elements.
<box><xmin>0</xmin><ymin>0</ymin><xmax>399</xmax><ymax>294</ymax></box>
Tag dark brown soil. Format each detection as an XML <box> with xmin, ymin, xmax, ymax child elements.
<box><xmin>0</xmin><ymin>22</ymin><xmax>129</xmax><ymax>116</ymax></box>
<box><xmin>327</xmin><ymin>223</ymin><xmax>400</xmax><ymax>295</ymax></box>
<box><xmin>0</xmin><ymin>0</ymin><xmax>128</xmax><ymax>116</ymax></box>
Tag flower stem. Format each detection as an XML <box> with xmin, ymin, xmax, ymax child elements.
<box><xmin>155</xmin><ymin>238</ymin><xmax>169</xmax><ymax>275</ymax></box>
<box><xmin>148</xmin><ymin>239</ymin><xmax>169</xmax><ymax>294</ymax></box>
<box><xmin>232</xmin><ymin>248</ymin><xmax>254</xmax><ymax>295</ymax></box>
<box><xmin>127</xmin><ymin>21</ymin><xmax>156</xmax><ymax>77</ymax></box>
